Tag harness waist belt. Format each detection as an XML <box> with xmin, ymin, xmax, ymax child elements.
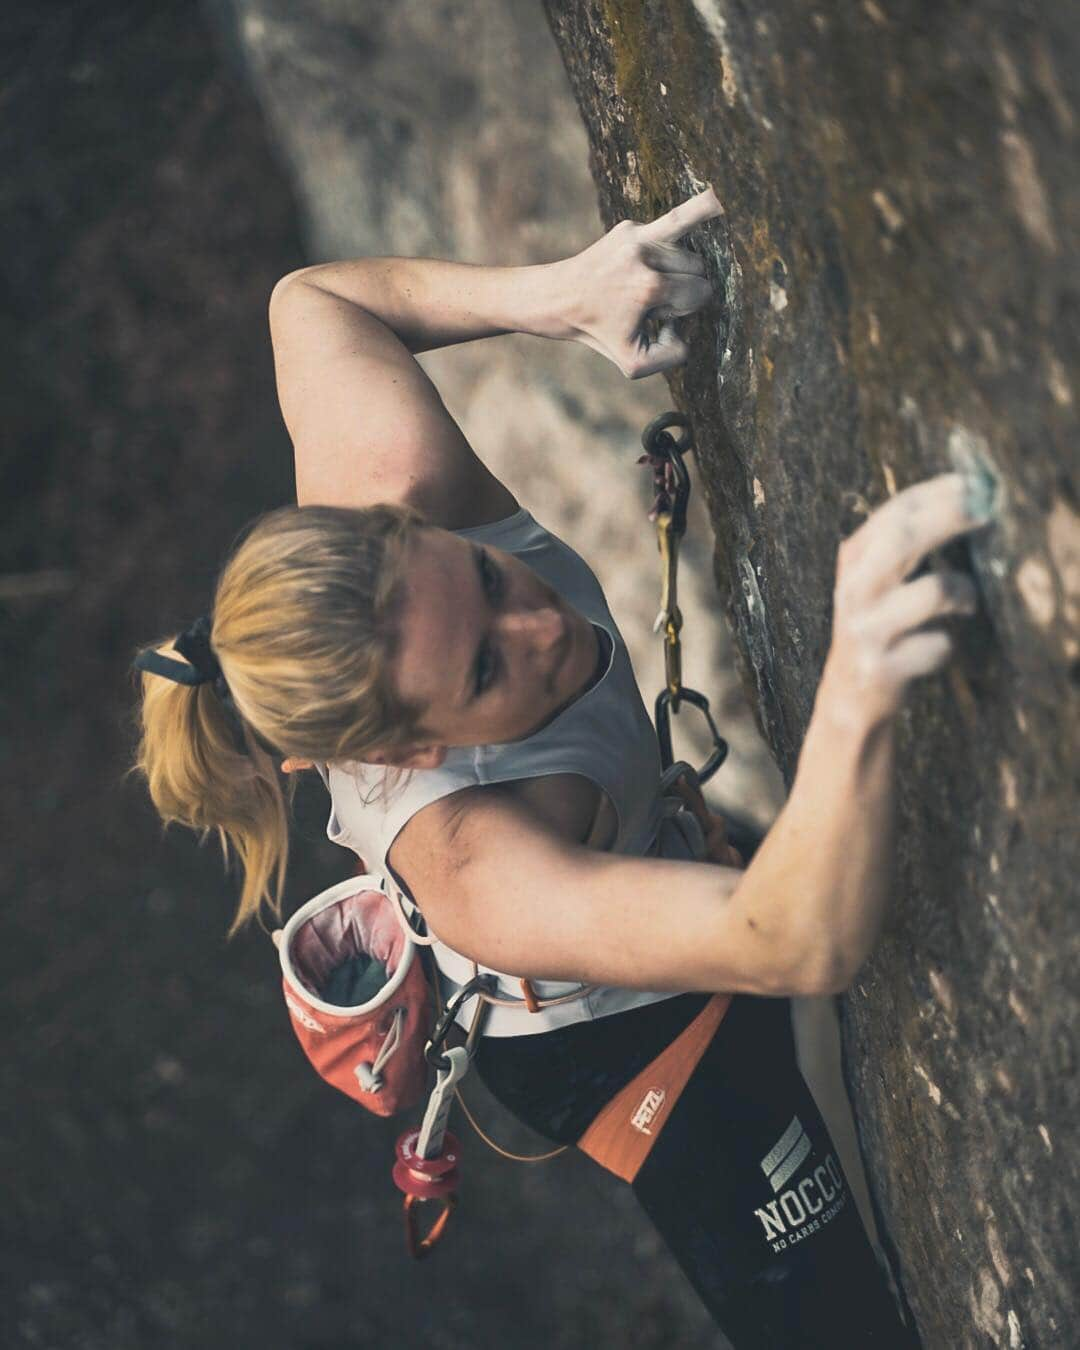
<box><xmin>435</xmin><ymin>965</ymin><xmax>689</xmax><ymax>1037</ymax></box>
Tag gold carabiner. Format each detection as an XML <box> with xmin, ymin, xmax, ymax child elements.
<box><xmin>656</xmin><ymin>512</ymin><xmax>683</xmax><ymax>703</ymax></box>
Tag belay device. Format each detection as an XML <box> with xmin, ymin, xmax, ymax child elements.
<box><xmin>277</xmin><ymin>412</ymin><xmax>755</xmax><ymax>1259</ymax></box>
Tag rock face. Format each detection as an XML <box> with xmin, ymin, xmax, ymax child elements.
<box><xmin>541</xmin><ymin>2</ymin><xmax>1079</xmax><ymax>1345</ymax></box>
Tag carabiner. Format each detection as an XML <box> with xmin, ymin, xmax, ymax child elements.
<box><xmin>402</xmin><ymin>1191</ymin><xmax>458</xmax><ymax>1260</ymax></box>
<box><xmin>639</xmin><ymin>412</ymin><xmax>693</xmax><ymax>534</ymax></box>
<box><xmin>655</xmin><ymin>686</ymin><xmax>729</xmax><ymax>786</ymax></box>
<box><xmin>424</xmin><ymin>973</ymin><xmax>496</xmax><ymax>1070</ymax></box>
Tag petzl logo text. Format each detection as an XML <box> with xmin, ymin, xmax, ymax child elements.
<box><xmin>630</xmin><ymin>1087</ymin><xmax>666</xmax><ymax>1135</ymax></box>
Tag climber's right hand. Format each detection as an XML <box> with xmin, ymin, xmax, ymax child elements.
<box><xmin>820</xmin><ymin>471</ymin><xmax>995</xmax><ymax>729</ymax></box>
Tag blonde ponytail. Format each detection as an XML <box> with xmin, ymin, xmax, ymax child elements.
<box><xmin>128</xmin><ymin>501</ymin><xmax>424</xmax><ymax>939</ymax></box>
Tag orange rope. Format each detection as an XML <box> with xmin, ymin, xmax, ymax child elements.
<box><xmin>429</xmin><ymin>958</ymin><xmax>569</xmax><ymax>1164</ymax></box>
<box><xmin>452</xmin><ymin>1081</ymin><xmax>569</xmax><ymax>1164</ymax></box>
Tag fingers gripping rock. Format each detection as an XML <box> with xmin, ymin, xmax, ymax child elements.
<box><xmin>827</xmin><ymin>471</ymin><xmax>997</xmax><ymax>722</ymax></box>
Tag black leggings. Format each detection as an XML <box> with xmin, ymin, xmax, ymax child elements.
<box><xmin>474</xmin><ymin>990</ymin><xmax>921</xmax><ymax>1348</ymax></box>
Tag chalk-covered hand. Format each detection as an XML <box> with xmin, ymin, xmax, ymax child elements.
<box><xmin>821</xmin><ymin>472</ymin><xmax>994</xmax><ymax>730</ymax></box>
<box><xmin>553</xmin><ymin>186</ymin><xmax>723</xmax><ymax>380</ymax></box>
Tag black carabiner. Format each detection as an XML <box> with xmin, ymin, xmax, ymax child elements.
<box><xmin>655</xmin><ymin>686</ymin><xmax>729</xmax><ymax>786</ymax></box>
<box><xmin>424</xmin><ymin>974</ymin><xmax>497</xmax><ymax>1070</ymax></box>
<box><xmin>640</xmin><ymin>412</ymin><xmax>693</xmax><ymax>532</ymax></box>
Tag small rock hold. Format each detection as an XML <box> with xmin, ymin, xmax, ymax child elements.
<box><xmin>973</xmin><ymin>1268</ymin><xmax>1003</xmax><ymax>1336</ymax></box>
<box><xmin>1000</xmin><ymin>128</ymin><xmax>1059</xmax><ymax>254</ymax></box>
<box><xmin>1007</xmin><ymin>989</ymin><xmax>1029</xmax><ymax>1025</ymax></box>
<box><xmin>987</xmin><ymin>1221</ymin><xmax>1012</xmax><ymax>1287</ymax></box>
<box><xmin>1047</xmin><ymin>496</ymin><xmax>1080</xmax><ymax>631</ymax></box>
<box><xmin>999</xmin><ymin>761</ymin><xmax>1019</xmax><ymax>810</ymax></box>
<box><xmin>1015</xmin><ymin>556</ymin><xmax>1056</xmax><ymax>628</ymax></box>
<box><xmin>1045</xmin><ymin>353</ymin><xmax>1073</xmax><ymax>407</ymax></box>
<box><xmin>912</xmin><ymin>1061</ymin><xmax>942</xmax><ymax>1105</ymax></box>
<box><xmin>871</xmin><ymin>188</ymin><xmax>905</xmax><ymax>234</ymax></box>
<box><xmin>928</xmin><ymin>968</ymin><xmax>955</xmax><ymax>1019</ymax></box>
<box><xmin>947</xmin><ymin>427</ymin><xmax>1001</xmax><ymax>520</ymax></box>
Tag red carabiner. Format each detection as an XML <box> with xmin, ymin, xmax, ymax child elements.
<box><xmin>402</xmin><ymin>1192</ymin><xmax>458</xmax><ymax>1260</ymax></box>
<box><xmin>392</xmin><ymin>1127</ymin><xmax>462</xmax><ymax>1260</ymax></box>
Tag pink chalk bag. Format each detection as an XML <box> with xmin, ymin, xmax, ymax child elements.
<box><xmin>276</xmin><ymin>865</ymin><xmax>593</xmax><ymax>1260</ymax></box>
<box><xmin>276</xmin><ymin>875</ymin><xmax>433</xmax><ymax>1119</ymax></box>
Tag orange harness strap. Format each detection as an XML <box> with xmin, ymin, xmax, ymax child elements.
<box><xmin>576</xmin><ymin>991</ymin><xmax>733</xmax><ymax>1183</ymax></box>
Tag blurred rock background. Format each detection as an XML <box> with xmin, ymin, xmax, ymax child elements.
<box><xmin>2</xmin><ymin>2</ymin><xmax>886</xmax><ymax>1347</ymax></box>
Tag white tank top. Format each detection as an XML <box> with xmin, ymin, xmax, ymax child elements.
<box><xmin>314</xmin><ymin>507</ymin><xmax>689</xmax><ymax>1035</ymax></box>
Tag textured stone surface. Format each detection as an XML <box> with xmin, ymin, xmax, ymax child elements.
<box><xmin>541</xmin><ymin>2</ymin><xmax>1080</xmax><ymax>1346</ymax></box>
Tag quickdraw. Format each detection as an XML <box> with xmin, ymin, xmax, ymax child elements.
<box><xmin>392</xmin><ymin>975</ymin><xmax>495</xmax><ymax>1259</ymax></box>
<box><xmin>638</xmin><ymin>411</ymin><xmax>729</xmax><ymax>785</ymax></box>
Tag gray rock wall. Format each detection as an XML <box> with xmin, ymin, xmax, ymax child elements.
<box><xmin>541</xmin><ymin>3</ymin><xmax>1080</xmax><ymax>1346</ymax></box>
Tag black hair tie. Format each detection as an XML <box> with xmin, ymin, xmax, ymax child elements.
<box><xmin>133</xmin><ymin>614</ymin><xmax>222</xmax><ymax>687</ymax></box>
<box><xmin>132</xmin><ymin>614</ymin><xmax>275</xmax><ymax>755</ymax></box>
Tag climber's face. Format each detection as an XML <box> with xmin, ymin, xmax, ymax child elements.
<box><xmin>376</xmin><ymin>525</ymin><xmax>603</xmax><ymax>766</ymax></box>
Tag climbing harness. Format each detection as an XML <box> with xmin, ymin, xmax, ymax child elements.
<box><xmin>278</xmin><ymin>410</ymin><xmax>749</xmax><ymax>1258</ymax></box>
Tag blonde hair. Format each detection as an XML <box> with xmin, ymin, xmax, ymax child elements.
<box><xmin>127</xmin><ymin>501</ymin><xmax>426</xmax><ymax>939</ymax></box>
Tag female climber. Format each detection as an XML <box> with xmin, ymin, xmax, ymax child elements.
<box><xmin>131</xmin><ymin>186</ymin><xmax>991</xmax><ymax>1346</ymax></box>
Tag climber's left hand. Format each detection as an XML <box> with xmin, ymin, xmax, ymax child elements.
<box><xmin>551</xmin><ymin>186</ymin><xmax>723</xmax><ymax>380</ymax></box>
